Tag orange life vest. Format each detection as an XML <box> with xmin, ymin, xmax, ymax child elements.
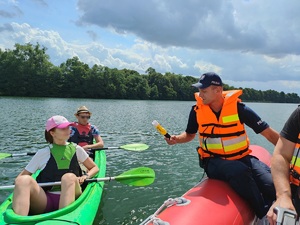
<box><xmin>195</xmin><ymin>90</ymin><xmax>251</xmax><ymax>160</ymax></box>
<box><xmin>290</xmin><ymin>134</ymin><xmax>300</xmax><ymax>185</ymax></box>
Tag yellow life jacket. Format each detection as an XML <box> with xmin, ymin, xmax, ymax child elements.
<box><xmin>195</xmin><ymin>90</ymin><xmax>251</xmax><ymax>160</ymax></box>
<box><xmin>290</xmin><ymin>134</ymin><xmax>300</xmax><ymax>186</ymax></box>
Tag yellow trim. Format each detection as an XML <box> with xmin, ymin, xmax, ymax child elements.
<box><xmin>222</xmin><ymin>114</ymin><xmax>239</xmax><ymax>123</ymax></box>
<box><xmin>202</xmin><ymin>143</ymin><xmax>223</xmax><ymax>150</ymax></box>
<box><xmin>291</xmin><ymin>156</ymin><xmax>300</xmax><ymax>168</ymax></box>
<box><xmin>224</xmin><ymin>140</ymin><xmax>248</xmax><ymax>152</ymax></box>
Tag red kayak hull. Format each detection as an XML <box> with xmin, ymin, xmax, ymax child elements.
<box><xmin>148</xmin><ymin>145</ymin><xmax>271</xmax><ymax>225</ymax></box>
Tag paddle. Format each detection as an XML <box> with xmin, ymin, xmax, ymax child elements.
<box><xmin>0</xmin><ymin>143</ymin><xmax>149</xmax><ymax>160</ymax></box>
<box><xmin>91</xmin><ymin>143</ymin><xmax>149</xmax><ymax>152</ymax></box>
<box><xmin>0</xmin><ymin>167</ymin><xmax>155</xmax><ymax>190</ymax></box>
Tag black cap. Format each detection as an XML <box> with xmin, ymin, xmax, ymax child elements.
<box><xmin>192</xmin><ymin>72</ymin><xmax>223</xmax><ymax>89</ymax></box>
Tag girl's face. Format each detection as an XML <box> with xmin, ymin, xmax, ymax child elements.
<box><xmin>50</xmin><ymin>127</ymin><xmax>70</xmax><ymax>142</ymax></box>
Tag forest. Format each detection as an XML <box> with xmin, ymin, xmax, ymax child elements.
<box><xmin>0</xmin><ymin>43</ymin><xmax>299</xmax><ymax>103</ymax></box>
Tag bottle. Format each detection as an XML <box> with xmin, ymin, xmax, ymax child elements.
<box><xmin>152</xmin><ymin>120</ymin><xmax>171</xmax><ymax>139</ymax></box>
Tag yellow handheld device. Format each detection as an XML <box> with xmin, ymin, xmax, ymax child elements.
<box><xmin>152</xmin><ymin>120</ymin><xmax>171</xmax><ymax>139</ymax></box>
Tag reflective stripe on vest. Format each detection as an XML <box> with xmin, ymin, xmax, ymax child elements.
<box><xmin>195</xmin><ymin>90</ymin><xmax>251</xmax><ymax>160</ymax></box>
<box><xmin>290</xmin><ymin>133</ymin><xmax>300</xmax><ymax>186</ymax></box>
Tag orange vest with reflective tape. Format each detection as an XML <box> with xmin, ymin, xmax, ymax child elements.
<box><xmin>195</xmin><ymin>90</ymin><xmax>251</xmax><ymax>160</ymax></box>
<box><xmin>290</xmin><ymin>134</ymin><xmax>300</xmax><ymax>185</ymax></box>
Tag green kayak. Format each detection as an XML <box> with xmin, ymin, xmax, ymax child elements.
<box><xmin>0</xmin><ymin>150</ymin><xmax>106</xmax><ymax>225</ymax></box>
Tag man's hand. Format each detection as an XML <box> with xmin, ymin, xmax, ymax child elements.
<box><xmin>267</xmin><ymin>196</ymin><xmax>295</xmax><ymax>225</ymax></box>
<box><xmin>165</xmin><ymin>135</ymin><xmax>177</xmax><ymax>145</ymax></box>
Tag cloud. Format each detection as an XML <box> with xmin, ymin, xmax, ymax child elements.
<box><xmin>0</xmin><ymin>22</ymin><xmax>188</xmax><ymax>74</ymax></box>
<box><xmin>194</xmin><ymin>61</ymin><xmax>222</xmax><ymax>75</ymax></box>
<box><xmin>0</xmin><ymin>23</ymin><xmax>14</xmax><ymax>32</ymax></box>
<box><xmin>77</xmin><ymin>0</ymin><xmax>300</xmax><ymax>56</ymax></box>
<box><xmin>87</xmin><ymin>30</ymin><xmax>97</xmax><ymax>41</ymax></box>
<box><xmin>0</xmin><ymin>5</ymin><xmax>23</xmax><ymax>18</ymax></box>
<box><xmin>32</xmin><ymin>0</ymin><xmax>48</xmax><ymax>7</ymax></box>
<box><xmin>0</xmin><ymin>10</ymin><xmax>15</xmax><ymax>18</ymax></box>
<box><xmin>1</xmin><ymin>22</ymin><xmax>300</xmax><ymax>94</ymax></box>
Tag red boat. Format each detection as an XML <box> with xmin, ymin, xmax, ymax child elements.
<box><xmin>141</xmin><ymin>145</ymin><xmax>271</xmax><ymax>225</ymax></box>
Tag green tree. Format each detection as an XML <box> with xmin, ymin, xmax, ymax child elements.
<box><xmin>1</xmin><ymin>43</ymin><xmax>300</xmax><ymax>103</ymax></box>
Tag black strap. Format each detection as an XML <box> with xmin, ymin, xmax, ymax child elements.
<box><xmin>200</xmin><ymin>130</ymin><xmax>245</xmax><ymax>138</ymax></box>
<box><xmin>202</xmin><ymin>123</ymin><xmax>237</xmax><ymax>128</ymax></box>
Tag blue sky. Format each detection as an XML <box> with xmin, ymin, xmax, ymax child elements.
<box><xmin>1</xmin><ymin>0</ymin><xmax>300</xmax><ymax>94</ymax></box>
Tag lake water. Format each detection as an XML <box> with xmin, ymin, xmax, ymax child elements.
<box><xmin>0</xmin><ymin>97</ymin><xmax>298</xmax><ymax>224</ymax></box>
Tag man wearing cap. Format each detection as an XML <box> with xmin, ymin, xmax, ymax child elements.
<box><xmin>69</xmin><ymin>106</ymin><xmax>104</xmax><ymax>154</ymax></box>
<box><xmin>165</xmin><ymin>72</ymin><xmax>279</xmax><ymax>219</ymax></box>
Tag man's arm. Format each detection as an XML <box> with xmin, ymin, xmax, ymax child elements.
<box><xmin>82</xmin><ymin>135</ymin><xmax>104</xmax><ymax>150</ymax></box>
<box><xmin>238</xmin><ymin>103</ymin><xmax>279</xmax><ymax>145</ymax></box>
<box><xmin>267</xmin><ymin>136</ymin><xmax>295</xmax><ymax>224</ymax></box>
<box><xmin>260</xmin><ymin>127</ymin><xmax>279</xmax><ymax>146</ymax></box>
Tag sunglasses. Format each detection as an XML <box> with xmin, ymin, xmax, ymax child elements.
<box><xmin>79</xmin><ymin>116</ymin><xmax>90</xmax><ymax>119</ymax></box>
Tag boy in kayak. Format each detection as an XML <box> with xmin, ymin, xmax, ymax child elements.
<box><xmin>165</xmin><ymin>72</ymin><xmax>279</xmax><ymax>219</ymax></box>
<box><xmin>267</xmin><ymin>107</ymin><xmax>300</xmax><ymax>224</ymax></box>
<box><xmin>69</xmin><ymin>106</ymin><xmax>104</xmax><ymax>157</ymax></box>
<box><xmin>12</xmin><ymin>115</ymin><xmax>99</xmax><ymax>216</ymax></box>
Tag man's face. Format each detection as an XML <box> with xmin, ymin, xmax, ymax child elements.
<box><xmin>76</xmin><ymin>112</ymin><xmax>90</xmax><ymax>125</ymax></box>
<box><xmin>199</xmin><ymin>86</ymin><xmax>219</xmax><ymax>105</ymax></box>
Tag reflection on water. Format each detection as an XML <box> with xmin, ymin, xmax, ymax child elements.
<box><xmin>0</xmin><ymin>97</ymin><xmax>297</xmax><ymax>224</ymax></box>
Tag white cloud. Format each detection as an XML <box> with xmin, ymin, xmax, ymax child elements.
<box><xmin>0</xmin><ymin>22</ymin><xmax>191</xmax><ymax>74</ymax></box>
<box><xmin>194</xmin><ymin>61</ymin><xmax>222</xmax><ymax>74</ymax></box>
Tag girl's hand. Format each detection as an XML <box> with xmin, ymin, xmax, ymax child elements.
<box><xmin>78</xmin><ymin>174</ymin><xmax>89</xmax><ymax>184</ymax></box>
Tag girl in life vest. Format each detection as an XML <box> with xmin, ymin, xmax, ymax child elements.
<box><xmin>12</xmin><ymin>115</ymin><xmax>99</xmax><ymax>216</ymax></box>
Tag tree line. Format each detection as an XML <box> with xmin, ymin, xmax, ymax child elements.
<box><xmin>0</xmin><ymin>43</ymin><xmax>299</xmax><ymax>103</ymax></box>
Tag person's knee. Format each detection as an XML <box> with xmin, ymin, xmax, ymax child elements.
<box><xmin>14</xmin><ymin>175</ymin><xmax>34</xmax><ymax>187</ymax></box>
<box><xmin>61</xmin><ymin>173</ymin><xmax>77</xmax><ymax>185</ymax></box>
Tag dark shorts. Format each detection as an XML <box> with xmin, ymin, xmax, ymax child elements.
<box><xmin>44</xmin><ymin>192</ymin><xmax>60</xmax><ymax>213</ymax></box>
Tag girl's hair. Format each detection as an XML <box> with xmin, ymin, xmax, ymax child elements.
<box><xmin>45</xmin><ymin>128</ymin><xmax>55</xmax><ymax>143</ymax></box>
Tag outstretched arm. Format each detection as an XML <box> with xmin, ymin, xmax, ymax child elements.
<box><xmin>260</xmin><ymin>127</ymin><xmax>279</xmax><ymax>146</ymax></box>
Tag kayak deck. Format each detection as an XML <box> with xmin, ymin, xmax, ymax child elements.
<box><xmin>0</xmin><ymin>150</ymin><xmax>106</xmax><ymax>225</ymax></box>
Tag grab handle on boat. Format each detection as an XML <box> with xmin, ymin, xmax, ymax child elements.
<box><xmin>140</xmin><ymin>197</ymin><xmax>190</xmax><ymax>225</ymax></box>
<box><xmin>274</xmin><ymin>206</ymin><xmax>297</xmax><ymax>225</ymax></box>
